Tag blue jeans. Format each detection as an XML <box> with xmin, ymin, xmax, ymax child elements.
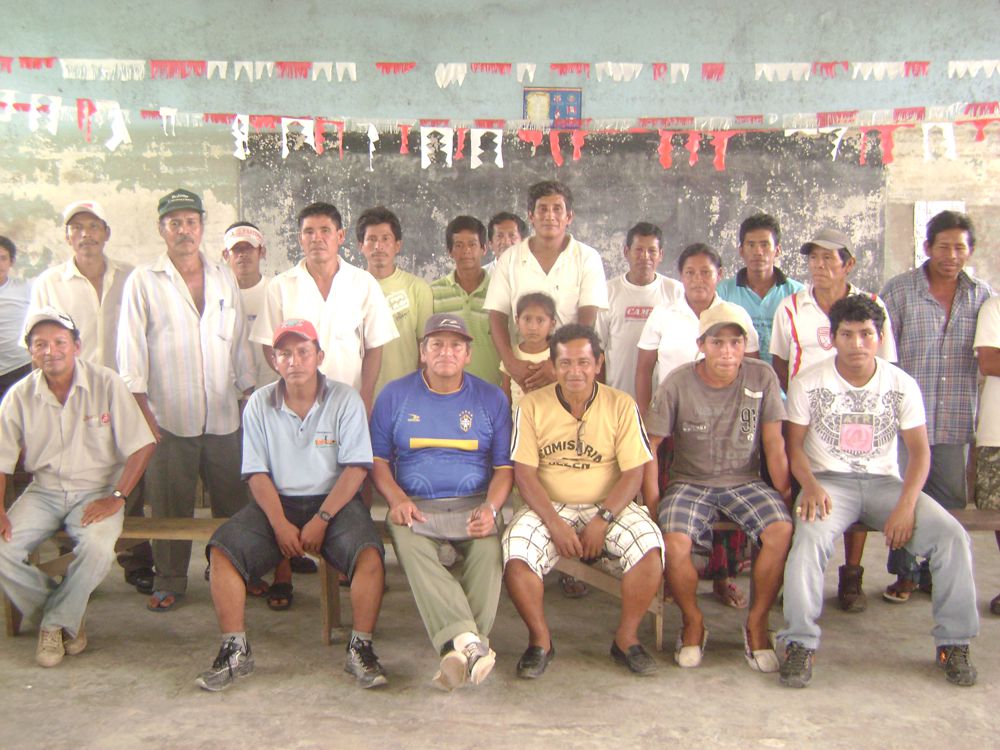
<box><xmin>781</xmin><ymin>472</ymin><xmax>978</xmax><ymax>650</ymax></box>
<box><xmin>0</xmin><ymin>484</ymin><xmax>123</xmax><ymax>636</ymax></box>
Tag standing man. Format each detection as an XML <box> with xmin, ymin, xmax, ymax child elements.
<box><xmin>0</xmin><ymin>236</ymin><xmax>32</xmax><ymax>398</ymax></box>
<box><xmin>222</xmin><ymin>221</ymin><xmax>278</xmax><ymax>390</ymax></box>
<box><xmin>27</xmin><ymin>201</ymin><xmax>152</xmax><ymax>594</ymax></box>
<box><xmin>717</xmin><ymin>213</ymin><xmax>803</xmax><ymax>365</ymax></box>
<box><xmin>644</xmin><ymin>304</ymin><xmax>792</xmax><ymax>671</ymax></box>
<box><xmin>484</xmin><ymin>212</ymin><xmax>527</xmax><ymax>273</ymax></box>
<box><xmin>769</xmin><ymin>227</ymin><xmax>896</xmax><ymax>613</ymax></box>
<box><xmin>371</xmin><ymin>314</ymin><xmax>513</xmax><ymax>690</ymax></box>
<box><xmin>503</xmin><ymin>325</ymin><xmax>663</xmax><ymax>678</ymax></box>
<box><xmin>880</xmin><ymin>210</ymin><xmax>992</xmax><ymax>602</ymax></box>
<box><xmin>251</xmin><ymin>202</ymin><xmax>398</xmax><ymax>415</ymax></box>
<box><xmin>196</xmin><ymin>319</ymin><xmax>387</xmax><ymax>691</ymax></box>
<box><xmin>484</xmin><ymin>181</ymin><xmax>608</xmax><ymax>394</ymax></box>
<box><xmin>0</xmin><ymin>308</ymin><xmax>155</xmax><ymax>666</ymax></box>
<box><xmin>779</xmin><ymin>296</ymin><xmax>978</xmax><ymax>688</ymax></box>
<box><xmin>431</xmin><ymin>216</ymin><xmax>502</xmax><ymax>386</ymax></box>
<box><xmin>974</xmin><ymin>295</ymin><xmax>1000</xmax><ymax>616</ymax></box>
<box><xmin>118</xmin><ymin>189</ymin><xmax>255</xmax><ymax>612</ymax></box>
<box><xmin>596</xmin><ymin>222</ymin><xmax>683</xmax><ymax>399</ymax></box>
<box><xmin>356</xmin><ymin>206</ymin><xmax>432</xmax><ymax>397</ymax></box>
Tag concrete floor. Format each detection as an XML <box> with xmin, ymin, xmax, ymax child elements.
<box><xmin>2</xmin><ymin>528</ymin><xmax>998</xmax><ymax>750</ymax></box>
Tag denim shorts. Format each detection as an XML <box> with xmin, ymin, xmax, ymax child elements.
<box><xmin>206</xmin><ymin>494</ymin><xmax>384</xmax><ymax>583</ymax></box>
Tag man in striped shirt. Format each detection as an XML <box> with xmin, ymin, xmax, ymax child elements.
<box><xmin>118</xmin><ymin>189</ymin><xmax>255</xmax><ymax>612</ymax></box>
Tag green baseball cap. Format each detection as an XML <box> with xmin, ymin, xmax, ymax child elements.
<box><xmin>157</xmin><ymin>189</ymin><xmax>204</xmax><ymax>219</ymax></box>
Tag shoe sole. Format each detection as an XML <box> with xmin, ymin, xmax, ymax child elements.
<box><xmin>195</xmin><ymin>662</ymin><xmax>255</xmax><ymax>692</ymax></box>
<box><xmin>63</xmin><ymin>638</ymin><xmax>87</xmax><ymax>656</ymax></box>
<box><xmin>432</xmin><ymin>651</ymin><xmax>468</xmax><ymax>691</ymax></box>
<box><xmin>468</xmin><ymin>649</ymin><xmax>496</xmax><ymax>685</ymax></box>
<box><xmin>345</xmin><ymin>666</ymin><xmax>388</xmax><ymax>689</ymax></box>
<box><xmin>779</xmin><ymin>674</ymin><xmax>811</xmax><ymax>688</ymax></box>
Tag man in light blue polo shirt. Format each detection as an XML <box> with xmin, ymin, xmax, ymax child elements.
<box><xmin>196</xmin><ymin>319</ymin><xmax>388</xmax><ymax>692</ymax></box>
<box><xmin>717</xmin><ymin>213</ymin><xmax>803</xmax><ymax>367</ymax></box>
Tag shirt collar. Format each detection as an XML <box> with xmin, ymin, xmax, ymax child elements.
<box><xmin>271</xmin><ymin>373</ymin><xmax>330</xmax><ymax>411</ymax></box>
<box><xmin>555</xmin><ymin>381</ymin><xmax>599</xmax><ymax>416</ymax></box>
<box><xmin>735</xmin><ymin>266</ymin><xmax>789</xmax><ymax>288</ymax></box>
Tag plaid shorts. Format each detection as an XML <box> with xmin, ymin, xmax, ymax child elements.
<box><xmin>659</xmin><ymin>480</ymin><xmax>791</xmax><ymax>554</ymax></box>
<box><xmin>502</xmin><ymin>502</ymin><xmax>664</xmax><ymax>579</ymax></box>
<box><xmin>976</xmin><ymin>447</ymin><xmax>1000</xmax><ymax>511</ymax></box>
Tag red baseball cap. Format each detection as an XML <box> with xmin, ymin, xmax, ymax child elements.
<box><xmin>272</xmin><ymin>318</ymin><xmax>319</xmax><ymax>348</ymax></box>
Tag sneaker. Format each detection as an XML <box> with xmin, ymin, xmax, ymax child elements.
<box><xmin>937</xmin><ymin>645</ymin><xmax>977</xmax><ymax>687</ymax></box>
<box><xmin>195</xmin><ymin>638</ymin><xmax>255</xmax><ymax>692</ymax></box>
<box><xmin>463</xmin><ymin>639</ymin><xmax>496</xmax><ymax>685</ymax></box>
<box><xmin>432</xmin><ymin>649</ymin><xmax>468</xmax><ymax>691</ymax></box>
<box><xmin>779</xmin><ymin>641</ymin><xmax>815</xmax><ymax>688</ymax></box>
<box><xmin>837</xmin><ymin>564</ymin><xmax>867</xmax><ymax>612</ymax></box>
<box><xmin>36</xmin><ymin>627</ymin><xmax>65</xmax><ymax>667</ymax></box>
<box><xmin>62</xmin><ymin>624</ymin><xmax>88</xmax><ymax>656</ymax></box>
<box><xmin>345</xmin><ymin>638</ymin><xmax>388</xmax><ymax>688</ymax></box>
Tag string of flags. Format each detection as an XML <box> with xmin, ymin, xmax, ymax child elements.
<box><xmin>2</xmin><ymin>55</ymin><xmax>1000</xmax><ymax>87</ymax></box>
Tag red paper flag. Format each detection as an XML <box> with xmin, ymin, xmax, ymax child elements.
<box><xmin>735</xmin><ymin>115</ymin><xmax>764</xmax><ymax>125</ymax></box>
<box><xmin>399</xmin><ymin>124</ymin><xmax>411</xmax><ymax>154</ymax></box>
<box><xmin>685</xmin><ymin>131</ymin><xmax>701</xmax><ymax>166</ymax></box>
<box><xmin>858</xmin><ymin>125</ymin><xmax>911</xmax><ymax>165</ymax></box>
<box><xmin>518</xmin><ymin>129</ymin><xmax>544</xmax><ymax>155</ymax></box>
<box><xmin>549</xmin><ymin>131</ymin><xmax>564</xmax><ymax>166</ymax></box>
<box><xmin>204</xmin><ymin>113</ymin><xmax>236</xmax><ymax>124</ymax></box>
<box><xmin>904</xmin><ymin>61</ymin><xmax>930</xmax><ymax>77</ymax></box>
<box><xmin>571</xmin><ymin>130</ymin><xmax>587</xmax><ymax>161</ymax></box>
<box><xmin>710</xmin><ymin>131</ymin><xmax>739</xmax><ymax>171</ymax></box>
<box><xmin>550</xmin><ymin>63</ymin><xmax>590</xmax><ymax>78</ymax></box>
<box><xmin>893</xmin><ymin>107</ymin><xmax>925</xmax><ymax>123</ymax></box>
<box><xmin>657</xmin><ymin>130</ymin><xmax>674</xmax><ymax>169</ymax></box>
<box><xmin>12</xmin><ymin>102</ymin><xmax>29</xmax><ymax>112</ymax></box>
<box><xmin>420</xmin><ymin>119</ymin><xmax>450</xmax><ymax>127</ymax></box>
<box><xmin>275</xmin><ymin>61</ymin><xmax>312</xmax><ymax>79</ymax></box>
<box><xmin>470</xmin><ymin>63</ymin><xmax>511</xmax><ymax>74</ymax></box>
<box><xmin>816</xmin><ymin>110</ymin><xmax>857</xmax><ymax>128</ymax></box>
<box><xmin>140</xmin><ymin>110</ymin><xmax>161</xmax><ymax>120</ymax></box>
<box><xmin>964</xmin><ymin>101</ymin><xmax>999</xmax><ymax>117</ymax></box>
<box><xmin>639</xmin><ymin>116</ymin><xmax>695</xmax><ymax>128</ymax></box>
<box><xmin>652</xmin><ymin>63</ymin><xmax>669</xmax><ymax>81</ymax></box>
<box><xmin>76</xmin><ymin>98</ymin><xmax>97</xmax><ymax>142</ymax></box>
<box><xmin>376</xmin><ymin>62</ymin><xmax>416</xmax><ymax>74</ymax></box>
<box><xmin>249</xmin><ymin>115</ymin><xmax>280</xmax><ymax>130</ymax></box>
<box><xmin>474</xmin><ymin>119</ymin><xmax>505</xmax><ymax>129</ymax></box>
<box><xmin>968</xmin><ymin>118</ymin><xmax>1000</xmax><ymax>142</ymax></box>
<box><xmin>18</xmin><ymin>57</ymin><xmax>55</xmax><ymax>70</ymax></box>
<box><xmin>150</xmin><ymin>60</ymin><xmax>207</xmax><ymax>79</ymax></box>
<box><xmin>333</xmin><ymin>120</ymin><xmax>345</xmax><ymax>159</ymax></box>
<box><xmin>454</xmin><ymin>128</ymin><xmax>467</xmax><ymax>160</ymax></box>
<box><xmin>812</xmin><ymin>61</ymin><xmax>848</xmax><ymax>78</ymax></box>
<box><xmin>0</xmin><ymin>57</ymin><xmax>12</xmax><ymax>73</ymax></box>
<box><xmin>701</xmin><ymin>63</ymin><xmax>725</xmax><ymax>81</ymax></box>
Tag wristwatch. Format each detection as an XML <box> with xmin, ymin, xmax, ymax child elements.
<box><xmin>111</xmin><ymin>489</ymin><xmax>126</xmax><ymax>500</ymax></box>
<box><xmin>597</xmin><ymin>507</ymin><xmax>615</xmax><ymax>524</ymax></box>
<box><xmin>317</xmin><ymin>510</ymin><xmax>333</xmax><ymax>522</ymax></box>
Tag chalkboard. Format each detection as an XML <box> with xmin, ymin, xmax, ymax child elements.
<box><xmin>240</xmin><ymin>129</ymin><xmax>886</xmax><ymax>292</ymax></box>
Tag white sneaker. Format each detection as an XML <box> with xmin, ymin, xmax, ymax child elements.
<box><xmin>464</xmin><ymin>640</ymin><xmax>496</xmax><ymax>685</ymax></box>
<box><xmin>673</xmin><ymin>627</ymin><xmax>709</xmax><ymax>668</ymax></box>
<box><xmin>36</xmin><ymin>628</ymin><xmax>65</xmax><ymax>667</ymax></box>
<box><xmin>63</xmin><ymin>623</ymin><xmax>88</xmax><ymax>656</ymax></box>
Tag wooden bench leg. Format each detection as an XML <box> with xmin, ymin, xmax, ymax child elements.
<box><xmin>319</xmin><ymin>559</ymin><xmax>341</xmax><ymax>646</ymax></box>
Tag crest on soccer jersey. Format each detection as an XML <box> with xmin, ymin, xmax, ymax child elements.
<box><xmin>817</xmin><ymin>326</ymin><xmax>833</xmax><ymax>350</ymax></box>
<box><xmin>459</xmin><ymin>410</ymin><xmax>473</xmax><ymax>433</ymax></box>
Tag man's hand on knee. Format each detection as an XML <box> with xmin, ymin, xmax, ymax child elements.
<box><xmin>796</xmin><ymin>485</ymin><xmax>832</xmax><ymax>522</ymax></box>
<box><xmin>549</xmin><ymin>518</ymin><xmax>584</xmax><ymax>558</ymax></box>
<box><xmin>81</xmin><ymin>495</ymin><xmax>126</xmax><ymax>526</ymax></box>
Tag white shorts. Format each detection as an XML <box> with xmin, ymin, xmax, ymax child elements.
<box><xmin>501</xmin><ymin>501</ymin><xmax>664</xmax><ymax>579</ymax></box>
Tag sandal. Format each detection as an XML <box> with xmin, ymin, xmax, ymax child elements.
<box><xmin>247</xmin><ymin>579</ymin><xmax>270</xmax><ymax>597</ymax></box>
<box><xmin>713</xmin><ymin>580</ymin><xmax>748</xmax><ymax>609</ymax></box>
<box><xmin>267</xmin><ymin>581</ymin><xmax>294</xmax><ymax>611</ymax></box>
<box><xmin>559</xmin><ymin>574</ymin><xmax>590</xmax><ymax>599</ymax></box>
<box><xmin>990</xmin><ymin>593</ymin><xmax>1000</xmax><ymax>616</ymax></box>
<box><xmin>290</xmin><ymin>556</ymin><xmax>318</xmax><ymax>574</ymax></box>
<box><xmin>146</xmin><ymin>590</ymin><xmax>179</xmax><ymax>612</ymax></box>
<box><xmin>882</xmin><ymin>578</ymin><xmax>917</xmax><ymax>604</ymax></box>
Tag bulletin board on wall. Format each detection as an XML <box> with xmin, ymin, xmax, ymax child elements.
<box><xmin>240</xmin><ymin>128</ymin><xmax>886</xmax><ymax>290</ymax></box>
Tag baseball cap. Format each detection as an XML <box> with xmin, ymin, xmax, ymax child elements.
<box><xmin>62</xmin><ymin>200</ymin><xmax>109</xmax><ymax>226</ymax></box>
<box><xmin>224</xmin><ymin>225</ymin><xmax>264</xmax><ymax>251</ymax></box>
<box><xmin>799</xmin><ymin>227</ymin><xmax>854</xmax><ymax>257</ymax></box>
<box><xmin>158</xmin><ymin>189</ymin><xmax>204</xmax><ymax>219</ymax></box>
<box><xmin>698</xmin><ymin>302</ymin><xmax>748</xmax><ymax>339</ymax></box>
<box><xmin>24</xmin><ymin>306</ymin><xmax>78</xmax><ymax>342</ymax></box>
<box><xmin>272</xmin><ymin>318</ymin><xmax>319</xmax><ymax>348</ymax></box>
<box><xmin>422</xmin><ymin>313</ymin><xmax>473</xmax><ymax>341</ymax></box>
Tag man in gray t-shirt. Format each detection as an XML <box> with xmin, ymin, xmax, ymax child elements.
<box><xmin>645</xmin><ymin>302</ymin><xmax>793</xmax><ymax>674</ymax></box>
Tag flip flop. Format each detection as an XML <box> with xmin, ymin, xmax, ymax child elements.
<box><xmin>559</xmin><ymin>574</ymin><xmax>590</xmax><ymax>599</ymax></box>
<box><xmin>714</xmin><ymin>580</ymin><xmax>748</xmax><ymax>609</ymax></box>
<box><xmin>883</xmin><ymin>579</ymin><xmax>917</xmax><ymax>604</ymax></box>
<box><xmin>267</xmin><ymin>581</ymin><xmax>294</xmax><ymax>611</ymax></box>
<box><xmin>290</xmin><ymin>556</ymin><xmax>318</xmax><ymax>574</ymax></box>
<box><xmin>147</xmin><ymin>591</ymin><xmax>179</xmax><ymax>612</ymax></box>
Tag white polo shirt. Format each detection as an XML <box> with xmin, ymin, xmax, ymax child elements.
<box><xmin>637</xmin><ymin>295</ymin><xmax>760</xmax><ymax>386</ymax></box>
<box><xmin>597</xmin><ymin>273</ymin><xmax>683</xmax><ymax>397</ymax></box>
<box><xmin>26</xmin><ymin>257</ymin><xmax>133</xmax><ymax>371</ymax></box>
<box><xmin>0</xmin><ymin>359</ymin><xmax>155</xmax><ymax>491</ymax></box>
<box><xmin>769</xmin><ymin>284</ymin><xmax>897</xmax><ymax>382</ymax></box>
<box><xmin>250</xmin><ymin>258</ymin><xmax>398</xmax><ymax>390</ymax></box>
<box><xmin>483</xmin><ymin>235</ymin><xmax>609</xmax><ymax>329</ymax></box>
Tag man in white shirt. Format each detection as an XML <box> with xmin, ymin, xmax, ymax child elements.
<box><xmin>250</xmin><ymin>202</ymin><xmax>398</xmax><ymax>415</ymax></box>
<box><xmin>0</xmin><ymin>236</ymin><xmax>32</xmax><ymax>399</ymax></box>
<box><xmin>779</xmin><ymin>295</ymin><xmax>977</xmax><ymax>688</ymax></box>
<box><xmin>118</xmin><ymin>189</ymin><xmax>255</xmax><ymax>612</ymax></box>
<box><xmin>28</xmin><ymin>201</ymin><xmax>152</xmax><ymax>593</ymax></box>
<box><xmin>597</xmin><ymin>222</ymin><xmax>682</xmax><ymax>398</ymax></box>
<box><xmin>484</xmin><ymin>212</ymin><xmax>527</xmax><ymax>273</ymax></box>
<box><xmin>484</xmin><ymin>181</ymin><xmax>608</xmax><ymax>395</ymax></box>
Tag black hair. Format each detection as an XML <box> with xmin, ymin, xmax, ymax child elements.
<box><xmin>297</xmin><ymin>202</ymin><xmax>343</xmax><ymax>230</ymax></box>
<box><xmin>926</xmin><ymin>210</ymin><xmax>975</xmax><ymax>250</ymax></box>
<box><xmin>677</xmin><ymin>242</ymin><xmax>722</xmax><ymax>273</ymax></box>
<box><xmin>446</xmin><ymin>215</ymin><xmax>487</xmax><ymax>250</ymax></box>
<box><xmin>738</xmin><ymin>213</ymin><xmax>781</xmax><ymax>246</ymax></box>
<box><xmin>0</xmin><ymin>236</ymin><xmax>15</xmax><ymax>262</ymax></box>
<box><xmin>549</xmin><ymin>323</ymin><xmax>603</xmax><ymax>361</ymax></box>
<box><xmin>626</xmin><ymin>222</ymin><xmax>663</xmax><ymax>249</ymax></box>
<box><xmin>516</xmin><ymin>292</ymin><xmax>557</xmax><ymax>320</ymax></box>
<box><xmin>487</xmin><ymin>212</ymin><xmax>528</xmax><ymax>241</ymax></box>
<box><xmin>527</xmin><ymin>180</ymin><xmax>573</xmax><ymax>213</ymax></box>
<box><xmin>356</xmin><ymin>206</ymin><xmax>402</xmax><ymax>243</ymax></box>
<box><xmin>828</xmin><ymin>295</ymin><xmax>886</xmax><ymax>338</ymax></box>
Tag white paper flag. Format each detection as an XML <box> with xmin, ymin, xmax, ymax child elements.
<box><xmin>232</xmin><ymin>114</ymin><xmax>250</xmax><ymax>160</ymax></box>
<box><xmin>470</xmin><ymin>128</ymin><xmax>503</xmax><ymax>169</ymax></box>
<box><xmin>421</xmin><ymin>126</ymin><xmax>454</xmax><ymax>168</ymax></box>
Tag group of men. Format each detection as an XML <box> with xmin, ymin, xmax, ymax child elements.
<box><xmin>0</xmin><ymin>179</ymin><xmax>994</xmax><ymax>693</ymax></box>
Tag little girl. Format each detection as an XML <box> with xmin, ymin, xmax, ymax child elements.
<box><xmin>500</xmin><ymin>292</ymin><xmax>557</xmax><ymax>410</ymax></box>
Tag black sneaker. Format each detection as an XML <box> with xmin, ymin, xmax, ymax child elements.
<box><xmin>610</xmin><ymin>641</ymin><xmax>658</xmax><ymax>676</ymax></box>
<box><xmin>779</xmin><ymin>641</ymin><xmax>814</xmax><ymax>688</ymax></box>
<box><xmin>937</xmin><ymin>645</ymin><xmax>977</xmax><ymax>686</ymax></box>
<box><xmin>195</xmin><ymin>638</ymin><xmax>254</xmax><ymax>692</ymax></box>
<box><xmin>345</xmin><ymin>638</ymin><xmax>388</xmax><ymax>688</ymax></box>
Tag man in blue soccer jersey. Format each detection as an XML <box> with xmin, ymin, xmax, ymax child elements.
<box><xmin>371</xmin><ymin>313</ymin><xmax>513</xmax><ymax>691</ymax></box>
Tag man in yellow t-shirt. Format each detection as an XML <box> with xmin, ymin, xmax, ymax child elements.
<box><xmin>502</xmin><ymin>324</ymin><xmax>663</xmax><ymax>678</ymax></box>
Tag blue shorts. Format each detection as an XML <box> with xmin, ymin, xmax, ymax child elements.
<box><xmin>206</xmin><ymin>494</ymin><xmax>384</xmax><ymax>582</ymax></box>
<box><xmin>659</xmin><ymin>480</ymin><xmax>791</xmax><ymax>555</ymax></box>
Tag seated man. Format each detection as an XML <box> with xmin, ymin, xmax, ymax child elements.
<box><xmin>502</xmin><ymin>324</ymin><xmax>663</xmax><ymax>678</ymax></box>
<box><xmin>780</xmin><ymin>296</ymin><xmax>979</xmax><ymax>688</ymax></box>
<box><xmin>0</xmin><ymin>308</ymin><xmax>155</xmax><ymax>666</ymax></box>
<box><xmin>196</xmin><ymin>319</ymin><xmax>387</xmax><ymax>692</ymax></box>
<box><xmin>371</xmin><ymin>314</ymin><xmax>513</xmax><ymax>691</ymax></box>
<box><xmin>644</xmin><ymin>302</ymin><xmax>792</xmax><ymax>671</ymax></box>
